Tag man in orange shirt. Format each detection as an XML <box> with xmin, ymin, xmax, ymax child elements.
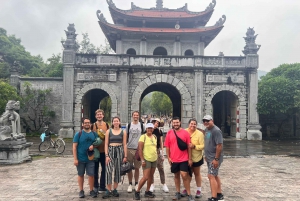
<box><xmin>92</xmin><ymin>109</ymin><xmax>109</xmax><ymax>194</ymax></box>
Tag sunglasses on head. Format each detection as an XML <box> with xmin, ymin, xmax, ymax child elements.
<box><xmin>202</xmin><ymin>119</ymin><xmax>210</xmax><ymax>123</ymax></box>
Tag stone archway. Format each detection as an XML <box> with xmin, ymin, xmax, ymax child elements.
<box><xmin>131</xmin><ymin>74</ymin><xmax>192</xmax><ymax>127</ymax></box>
<box><xmin>73</xmin><ymin>83</ymin><xmax>118</xmax><ymax>131</ymax></box>
<box><xmin>204</xmin><ymin>85</ymin><xmax>247</xmax><ymax>139</ymax></box>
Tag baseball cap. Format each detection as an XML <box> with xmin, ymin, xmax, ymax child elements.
<box><xmin>146</xmin><ymin>123</ymin><xmax>154</xmax><ymax>129</ymax></box>
<box><xmin>202</xmin><ymin>115</ymin><xmax>213</xmax><ymax>121</ymax></box>
<box><xmin>87</xmin><ymin>149</ymin><xmax>95</xmax><ymax>160</ymax></box>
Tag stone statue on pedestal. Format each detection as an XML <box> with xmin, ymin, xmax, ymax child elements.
<box><xmin>0</xmin><ymin>100</ymin><xmax>23</xmax><ymax>141</ymax></box>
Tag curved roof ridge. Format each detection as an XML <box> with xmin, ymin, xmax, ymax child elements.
<box><xmin>106</xmin><ymin>0</ymin><xmax>216</xmax><ymax>15</ymax></box>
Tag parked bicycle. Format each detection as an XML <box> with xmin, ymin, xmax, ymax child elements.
<box><xmin>39</xmin><ymin>128</ymin><xmax>65</xmax><ymax>154</ymax></box>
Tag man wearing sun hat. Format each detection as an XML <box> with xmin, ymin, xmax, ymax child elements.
<box><xmin>202</xmin><ymin>115</ymin><xmax>224</xmax><ymax>201</ymax></box>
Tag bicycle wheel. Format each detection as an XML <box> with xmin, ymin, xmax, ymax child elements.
<box><xmin>39</xmin><ymin>140</ymin><xmax>51</xmax><ymax>152</ymax></box>
<box><xmin>55</xmin><ymin>138</ymin><xmax>65</xmax><ymax>154</ymax></box>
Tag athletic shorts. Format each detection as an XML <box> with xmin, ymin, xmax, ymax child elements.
<box><xmin>77</xmin><ymin>161</ymin><xmax>95</xmax><ymax>176</ymax></box>
<box><xmin>142</xmin><ymin>159</ymin><xmax>157</xmax><ymax>170</ymax></box>
<box><xmin>127</xmin><ymin>148</ymin><xmax>142</xmax><ymax>169</ymax></box>
<box><xmin>193</xmin><ymin>157</ymin><xmax>204</xmax><ymax>167</ymax></box>
<box><xmin>171</xmin><ymin>161</ymin><xmax>192</xmax><ymax>177</ymax></box>
<box><xmin>207</xmin><ymin>162</ymin><xmax>222</xmax><ymax>176</ymax></box>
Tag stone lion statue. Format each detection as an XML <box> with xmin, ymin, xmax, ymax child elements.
<box><xmin>0</xmin><ymin>100</ymin><xmax>22</xmax><ymax>141</ymax></box>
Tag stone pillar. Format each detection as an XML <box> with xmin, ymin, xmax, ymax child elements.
<box><xmin>119</xmin><ymin>70</ymin><xmax>129</xmax><ymax>126</ymax></box>
<box><xmin>140</xmin><ymin>39</ymin><xmax>147</xmax><ymax>55</ymax></box>
<box><xmin>173</xmin><ymin>40</ymin><xmax>181</xmax><ymax>55</ymax></box>
<box><xmin>59</xmin><ymin>24</ymin><xmax>79</xmax><ymax>138</ymax></box>
<box><xmin>195</xmin><ymin>71</ymin><xmax>204</xmax><ymax>122</ymax></box>
<box><xmin>116</xmin><ymin>40</ymin><xmax>123</xmax><ymax>54</ymax></box>
<box><xmin>198</xmin><ymin>42</ymin><xmax>205</xmax><ymax>56</ymax></box>
<box><xmin>246</xmin><ymin>54</ymin><xmax>262</xmax><ymax>140</ymax></box>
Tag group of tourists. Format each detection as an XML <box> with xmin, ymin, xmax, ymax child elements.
<box><xmin>73</xmin><ymin>109</ymin><xmax>224</xmax><ymax>201</ymax></box>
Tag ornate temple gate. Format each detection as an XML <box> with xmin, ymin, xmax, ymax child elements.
<box><xmin>58</xmin><ymin>0</ymin><xmax>262</xmax><ymax>140</ymax></box>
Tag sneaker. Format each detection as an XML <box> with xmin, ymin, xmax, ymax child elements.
<box><xmin>102</xmin><ymin>190</ymin><xmax>112</xmax><ymax>199</ymax></box>
<box><xmin>145</xmin><ymin>191</ymin><xmax>156</xmax><ymax>198</ymax></box>
<box><xmin>135</xmin><ymin>184</ymin><xmax>138</xmax><ymax>191</ymax></box>
<box><xmin>217</xmin><ymin>193</ymin><xmax>224</xmax><ymax>201</ymax></box>
<box><xmin>208</xmin><ymin>198</ymin><xmax>218</xmax><ymax>201</ymax></box>
<box><xmin>127</xmin><ymin>184</ymin><xmax>133</xmax><ymax>193</ymax></box>
<box><xmin>112</xmin><ymin>189</ymin><xmax>119</xmax><ymax>197</ymax></box>
<box><xmin>173</xmin><ymin>192</ymin><xmax>181</xmax><ymax>200</ymax></box>
<box><xmin>181</xmin><ymin>189</ymin><xmax>187</xmax><ymax>197</ymax></box>
<box><xmin>162</xmin><ymin>184</ymin><xmax>169</xmax><ymax>193</ymax></box>
<box><xmin>135</xmin><ymin>191</ymin><xmax>141</xmax><ymax>200</ymax></box>
<box><xmin>188</xmin><ymin>195</ymin><xmax>195</xmax><ymax>201</ymax></box>
<box><xmin>195</xmin><ymin>190</ymin><xmax>202</xmax><ymax>198</ymax></box>
<box><xmin>79</xmin><ymin>190</ymin><xmax>85</xmax><ymax>198</ymax></box>
<box><xmin>90</xmin><ymin>190</ymin><xmax>97</xmax><ymax>198</ymax></box>
<box><xmin>98</xmin><ymin>187</ymin><xmax>106</xmax><ymax>194</ymax></box>
<box><xmin>149</xmin><ymin>184</ymin><xmax>155</xmax><ymax>192</ymax></box>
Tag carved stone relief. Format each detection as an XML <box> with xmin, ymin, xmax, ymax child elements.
<box><xmin>100</xmin><ymin>56</ymin><xmax>119</xmax><ymax>64</ymax></box>
<box><xmin>206</xmin><ymin>74</ymin><xmax>244</xmax><ymax>83</ymax></box>
<box><xmin>204</xmin><ymin>57</ymin><xmax>222</xmax><ymax>65</ymax></box>
<box><xmin>77</xmin><ymin>73</ymin><xmax>117</xmax><ymax>82</ymax></box>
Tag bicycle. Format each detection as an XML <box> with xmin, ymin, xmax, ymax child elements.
<box><xmin>39</xmin><ymin>129</ymin><xmax>65</xmax><ymax>154</ymax></box>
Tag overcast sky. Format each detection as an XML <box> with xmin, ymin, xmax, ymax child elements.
<box><xmin>1</xmin><ymin>0</ymin><xmax>299</xmax><ymax>72</ymax></box>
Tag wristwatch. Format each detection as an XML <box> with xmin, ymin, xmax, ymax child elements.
<box><xmin>214</xmin><ymin>157</ymin><xmax>219</xmax><ymax>161</ymax></box>
<box><xmin>141</xmin><ymin>160</ymin><xmax>145</xmax><ymax>163</ymax></box>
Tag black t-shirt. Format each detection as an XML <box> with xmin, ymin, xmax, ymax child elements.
<box><xmin>153</xmin><ymin>128</ymin><xmax>163</xmax><ymax>149</ymax></box>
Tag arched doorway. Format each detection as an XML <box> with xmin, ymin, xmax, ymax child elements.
<box><xmin>81</xmin><ymin>89</ymin><xmax>111</xmax><ymax>123</ymax></box>
<box><xmin>184</xmin><ymin>49</ymin><xmax>194</xmax><ymax>56</ymax></box>
<box><xmin>212</xmin><ymin>91</ymin><xmax>238</xmax><ymax>136</ymax></box>
<box><xmin>126</xmin><ymin>48</ymin><xmax>136</xmax><ymax>55</ymax></box>
<box><xmin>140</xmin><ymin>83</ymin><xmax>179</xmax><ymax>117</ymax></box>
<box><xmin>153</xmin><ymin>47</ymin><xmax>168</xmax><ymax>55</ymax></box>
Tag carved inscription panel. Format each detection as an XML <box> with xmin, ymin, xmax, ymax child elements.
<box><xmin>77</xmin><ymin>73</ymin><xmax>117</xmax><ymax>82</ymax></box>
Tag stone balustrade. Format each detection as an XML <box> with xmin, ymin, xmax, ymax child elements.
<box><xmin>75</xmin><ymin>54</ymin><xmax>255</xmax><ymax>68</ymax></box>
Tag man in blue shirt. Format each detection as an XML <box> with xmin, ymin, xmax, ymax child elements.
<box><xmin>73</xmin><ymin>118</ymin><xmax>97</xmax><ymax>198</ymax></box>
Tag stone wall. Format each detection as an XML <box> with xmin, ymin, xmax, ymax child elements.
<box><xmin>19</xmin><ymin>77</ymin><xmax>63</xmax><ymax>134</ymax></box>
<box><xmin>260</xmin><ymin>114</ymin><xmax>300</xmax><ymax>139</ymax></box>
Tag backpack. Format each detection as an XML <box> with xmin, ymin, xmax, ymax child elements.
<box><xmin>126</xmin><ymin>122</ymin><xmax>145</xmax><ymax>143</ymax></box>
<box><xmin>77</xmin><ymin>130</ymin><xmax>100</xmax><ymax>160</ymax></box>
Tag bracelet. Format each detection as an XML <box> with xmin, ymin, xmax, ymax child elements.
<box><xmin>214</xmin><ymin>157</ymin><xmax>219</xmax><ymax>161</ymax></box>
<box><xmin>124</xmin><ymin>156</ymin><xmax>127</xmax><ymax>158</ymax></box>
<box><xmin>105</xmin><ymin>154</ymin><xmax>109</xmax><ymax>157</ymax></box>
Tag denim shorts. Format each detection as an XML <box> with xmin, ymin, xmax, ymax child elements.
<box><xmin>76</xmin><ymin>161</ymin><xmax>95</xmax><ymax>176</ymax></box>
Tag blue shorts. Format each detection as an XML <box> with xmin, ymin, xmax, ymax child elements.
<box><xmin>76</xmin><ymin>161</ymin><xmax>95</xmax><ymax>176</ymax></box>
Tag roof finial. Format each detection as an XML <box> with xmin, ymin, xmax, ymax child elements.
<box><xmin>156</xmin><ymin>0</ymin><xmax>163</xmax><ymax>9</ymax></box>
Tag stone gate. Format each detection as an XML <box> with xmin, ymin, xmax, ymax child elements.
<box><xmin>57</xmin><ymin>0</ymin><xmax>262</xmax><ymax>140</ymax></box>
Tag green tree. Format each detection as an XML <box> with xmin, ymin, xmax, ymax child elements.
<box><xmin>0</xmin><ymin>81</ymin><xmax>20</xmax><ymax>114</ymax></box>
<box><xmin>0</xmin><ymin>27</ymin><xmax>45</xmax><ymax>78</ymax></box>
<box><xmin>257</xmin><ymin>63</ymin><xmax>300</xmax><ymax>135</ymax></box>
<box><xmin>141</xmin><ymin>94</ymin><xmax>152</xmax><ymax>114</ymax></box>
<box><xmin>20</xmin><ymin>82</ymin><xmax>55</xmax><ymax>134</ymax></box>
<box><xmin>79</xmin><ymin>33</ymin><xmax>113</xmax><ymax>54</ymax></box>
<box><xmin>100</xmin><ymin>96</ymin><xmax>111</xmax><ymax>123</ymax></box>
<box><xmin>150</xmin><ymin>92</ymin><xmax>172</xmax><ymax>116</ymax></box>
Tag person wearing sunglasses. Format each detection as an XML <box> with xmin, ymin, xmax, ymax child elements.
<box><xmin>202</xmin><ymin>115</ymin><xmax>224</xmax><ymax>201</ymax></box>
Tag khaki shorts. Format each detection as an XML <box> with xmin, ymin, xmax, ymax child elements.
<box><xmin>142</xmin><ymin>159</ymin><xmax>157</xmax><ymax>170</ymax></box>
<box><xmin>127</xmin><ymin>148</ymin><xmax>141</xmax><ymax>169</ymax></box>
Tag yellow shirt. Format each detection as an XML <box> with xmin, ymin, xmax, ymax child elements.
<box><xmin>139</xmin><ymin>134</ymin><xmax>158</xmax><ymax>162</ymax></box>
<box><xmin>186</xmin><ymin>128</ymin><xmax>205</xmax><ymax>162</ymax></box>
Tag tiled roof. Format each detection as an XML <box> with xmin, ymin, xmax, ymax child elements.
<box><xmin>122</xmin><ymin>10</ymin><xmax>207</xmax><ymax>18</ymax></box>
<box><xmin>103</xmin><ymin>23</ymin><xmax>220</xmax><ymax>33</ymax></box>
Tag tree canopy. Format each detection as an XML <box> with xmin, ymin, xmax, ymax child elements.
<box><xmin>257</xmin><ymin>63</ymin><xmax>300</xmax><ymax>115</ymax></box>
<box><xmin>0</xmin><ymin>81</ymin><xmax>20</xmax><ymax>114</ymax></box>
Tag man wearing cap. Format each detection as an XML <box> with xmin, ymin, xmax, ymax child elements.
<box><xmin>149</xmin><ymin>118</ymin><xmax>169</xmax><ymax>193</ymax></box>
<box><xmin>202</xmin><ymin>115</ymin><xmax>224</xmax><ymax>201</ymax></box>
<box><xmin>73</xmin><ymin>118</ymin><xmax>98</xmax><ymax>198</ymax></box>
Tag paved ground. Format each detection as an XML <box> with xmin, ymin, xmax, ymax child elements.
<box><xmin>0</xmin><ymin>136</ymin><xmax>300</xmax><ymax>201</ymax></box>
